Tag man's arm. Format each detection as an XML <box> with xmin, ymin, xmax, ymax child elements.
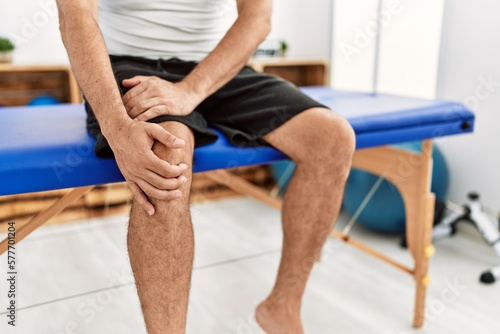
<box><xmin>56</xmin><ymin>0</ymin><xmax>127</xmax><ymax>134</ymax></box>
<box><xmin>183</xmin><ymin>0</ymin><xmax>272</xmax><ymax>99</ymax></box>
<box><xmin>122</xmin><ymin>0</ymin><xmax>272</xmax><ymax>121</ymax></box>
<box><xmin>56</xmin><ymin>0</ymin><xmax>188</xmax><ymax>215</ymax></box>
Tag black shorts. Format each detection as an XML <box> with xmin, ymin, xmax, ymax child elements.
<box><xmin>85</xmin><ymin>55</ymin><xmax>327</xmax><ymax>158</ymax></box>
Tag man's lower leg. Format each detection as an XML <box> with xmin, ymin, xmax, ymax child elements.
<box><xmin>127</xmin><ymin>122</ymin><xmax>194</xmax><ymax>334</ymax></box>
<box><xmin>257</xmin><ymin>109</ymin><xmax>355</xmax><ymax>334</ymax></box>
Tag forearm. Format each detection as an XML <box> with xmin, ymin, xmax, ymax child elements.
<box><xmin>182</xmin><ymin>0</ymin><xmax>272</xmax><ymax>100</ymax></box>
<box><xmin>57</xmin><ymin>3</ymin><xmax>129</xmax><ymax>138</ymax></box>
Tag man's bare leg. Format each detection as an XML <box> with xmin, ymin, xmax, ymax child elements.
<box><xmin>257</xmin><ymin>108</ymin><xmax>355</xmax><ymax>334</ymax></box>
<box><xmin>128</xmin><ymin>121</ymin><xmax>195</xmax><ymax>334</ymax></box>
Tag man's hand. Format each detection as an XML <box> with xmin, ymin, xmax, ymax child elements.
<box><xmin>122</xmin><ymin>76</ymin><xmax>202</xmax><ymax>122</ymax></box>
<box><xmin>106</xmin><ymin>119</ymin><xmax>189</xmax><ymax>216</ymax></box>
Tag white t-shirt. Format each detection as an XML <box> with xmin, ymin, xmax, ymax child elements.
<box><xmin>99</xmin><ymin>0</ymin><xmax>237</xmax><ymax>61</ymax></box>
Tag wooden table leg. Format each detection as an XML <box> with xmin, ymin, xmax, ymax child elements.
<box><xmin>405</xmin><ymin>191</ymin><xmax>435</xmax><ymax>327</ymax></box>
<box><xmin>351</xmin><ymin>141</ymin><xmax>435</xmax><ymax>328</ymax></box>
<box><xmin>0</xmin><ymin>186</ymin><xmax>94</xmax><ymax>255</ymax></box>
<box><xmin>399</xmin><ymin>141</ymin><xmax>435</xmax><ymax>328</ymax></box>
<box><xmin>204</xmin><ymin>170</ymin><xmax>283</xmax><ymax>210</ymax></box>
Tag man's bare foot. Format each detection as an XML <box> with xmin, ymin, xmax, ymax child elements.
<box><xmin>255</xmin><ymin>299</ymin><xmax>304</xmax><ymax>334</ymax></box>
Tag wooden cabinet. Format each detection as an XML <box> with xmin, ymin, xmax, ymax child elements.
<box><xmin>0</xmin><ymin>59</ymin><xmax>328</xmax><ymax>107</ymax></box>
<box><xmin>0</xmin><ymin>65</ymin><xmax>81</xmax><ymax>106</ymax></box>
<box><xmin>249</xmin><ymin>57</ymin><xmax>329</xmax><ymax>86</ymax></box>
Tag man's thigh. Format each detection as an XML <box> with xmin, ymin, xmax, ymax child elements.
<box><xmin>198</xmin><ymin>67</ymin><xmax>328</xmax><ymax>148</ymax></box>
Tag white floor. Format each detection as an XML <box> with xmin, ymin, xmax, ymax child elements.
<box><xmin>1</xmin><ymin>197</ymin><xmax>499</xmax><ymax>334</ymax></box>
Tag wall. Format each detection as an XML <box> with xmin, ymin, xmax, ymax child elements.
<box><xmin>330</xmin><ymin>0</ymin><xmax>379</xmax><ymax>92</ymax></box>
<box><xmin>331</xmin><ymin>0</ymin><xmax>445</xmax><ymax>98</ymax></box>
<box><xmin>377</xmin><ymin>0</ymin><xmax>444</xmax><ymax>99</ymax></box>
<box><xmin>269</xmin><ymin>0</ymin><xmax>332</xmax><ymax>58</ymax></box>
<box><xmin>330</xmin><ymin>0</ymin><xmax>499</xmax><ymax>207</ymax></box>
<box><xmin>436</xmin><ymin>0</ymin><xmax>500</xmax><ymax>206</ymax></box>
<box><xmin>0</xmin><ymin>0</ymin><xmax>332</xmax><ymax>65</ymax></box>
<box><xmin>0</xmin><ymin>0</ymin><xmax>68</xmax><ymax>64</ymax></box>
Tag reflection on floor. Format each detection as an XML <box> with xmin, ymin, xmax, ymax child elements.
<box><xmin>0</xmin><ymin>197</ymin><xmax>499</xmax><ymax>334</ymax></box>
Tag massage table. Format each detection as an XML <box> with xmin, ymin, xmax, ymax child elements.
<box><xmin>0</xmin><ymin>87</ymin><xmax>474</xmax><ymax>328</ymax></box>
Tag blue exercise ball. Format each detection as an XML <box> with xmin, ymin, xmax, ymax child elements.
<box><xmin>271</xmin><ymin>142</ymin><xmax>449</xmax><ymax>234</ymax></box>
<box><xmin>342</xmin><ymin>142</ymin><xmax>449</xmax><ymax>234</ymax></box>
<box><xmin>28</xmin><ymin>95</ymin><xmax>61</xmax><ymax>106</ymax></box>
<box><xmin>270</xmin><ymin>160</ymin><xmax>296</xmax><ymax>195</ymax></box>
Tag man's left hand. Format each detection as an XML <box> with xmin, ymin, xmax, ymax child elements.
<box><xmin>122</xmin><ymin>76</ymin><xmax>202</xmax><ymax>121</ymax></box>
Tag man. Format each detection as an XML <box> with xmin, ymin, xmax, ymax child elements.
<box><xmin>56</xmin><ymin>0</ymin><xmax>355</xmax><ymax>333</ymax></box>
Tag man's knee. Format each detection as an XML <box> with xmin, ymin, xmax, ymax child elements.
<box><xmin>152</xmin><ymin>121</ymin><xmax>195</xmax><ymax>167</ymax></box>
<box><xmin>131</xmin><ymin>121</ymin><xmax>194</xmax><ymax>219</ymax></box>
<box><xmin>154</xmin><ymin>121</ymin><xmax>193</xmax><ymax>200</ymax></box>
<box><xmin>327</xmin><ymin>113</ymin><xmax>356</xmax><ymax>162</ymax></box>
<box><xmin>293</xmin><ymin>108</ymin><xmax>355</xmax><ymax>167</ymax></box>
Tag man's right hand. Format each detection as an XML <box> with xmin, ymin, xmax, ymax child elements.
<box><xmin>106</xmin><ymin>119</ymin><xmax>188</xmax><ymax>216</ymax></box>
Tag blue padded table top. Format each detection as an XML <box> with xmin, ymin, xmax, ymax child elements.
<box><xmin>0</xmin><ymin>87</ymin><xmax>474</xmax><ymax>196</ymax></box>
